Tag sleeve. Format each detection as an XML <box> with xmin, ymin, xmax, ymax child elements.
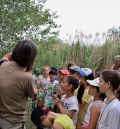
<box><xmin>26</xmin><ymin>75</ymin><xmax>35</xmax><ymax>98</ymax></box>
<box><xmin>106</xmin><ymin>108</ymin><xmax>120</xmax><ymax>129</ymax></box>
<box><xmin>69</xmin><ymin>97</ymin><xmax>79</xmax><ymax>111</ymax></box>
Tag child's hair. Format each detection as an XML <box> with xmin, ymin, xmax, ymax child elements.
<box><xmin>77</xmin><ymin>72</ymin><xmax>95</xmax><ymax>104</ymax></box>
<box><xmin>66</xmin><ymin>61</ymin><xmax>76</xmax><ymax>70</ymax></box>
<box><xmin>31</xmin><ymin>106</ymin><xmax>48</xmax><ymax>129</ymax></box>
<box><xmin>67</xmin><ymin>76</ymin><xmax>85</xmax><ymax>103</ymax></box>
<box><xmin>67</xmin><ymin>75</ymin><xmax>79</xmax><ymax>91</ymax></box>
<box><xmin>101</xmin><ymin>70</ymin><xmax>120</xmax><ymax>100</ymax></box>
<box><xmin>42</xmin><ymin>65</ymin><xmax>50</xmax><ymax>71</ymax></box>
<box><xmin>85</xmin><ymin>73</ymin><xmax>94</xmax><ymax>80</ymax></box>
<box><xmin>95</xmin><ymin>87</ymin><xmax>106</xmax><ymax>101</ymax></box>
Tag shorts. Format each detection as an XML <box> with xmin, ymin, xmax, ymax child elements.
<box><xmin>44</xmin><ymin>100</ymin><xmax>55</xmax><ymax>109</ymax></box>
<box><xmin>38</xmin><ymin>91</ymin><xmax>45</xmax><ymax>99</ymax></box>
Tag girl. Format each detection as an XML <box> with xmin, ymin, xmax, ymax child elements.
<box><xmin>98</xmin><ymin>70</ymin><xmax>120</xmax><ymax>129</ymax></box>
<box><xmin>37</xmin><ymin>66</ymin><xmax>50</xmax><ymax>107</ymax></box>
<box><xmin>78</xmin><ymin>78</ymin><xmax>106</xmax><ymax>129</ymax></box>
<box><xmin>31</xmin><ymin>106</ymin><xmax>75</xmax><ymax>129</ymax></box>
<box><xmin>54</xmin><ymin>75</ymin><xmax>80</xmax><ymax>125</ymax></box>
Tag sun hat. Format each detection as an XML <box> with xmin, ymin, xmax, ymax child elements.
<box><xmin>69</xmin><ymin>65</ymin><xmax>81</xmax><ymax>73</ymax></box>
<box><xmin>59</xmin><ymin>69</ymin><xmax>69</xmax><ymax>75</ymax></box>
<box><xmin>87</xmin><ymin>78</ymin><xmax>100</xmax><ymax>87</ymax></box>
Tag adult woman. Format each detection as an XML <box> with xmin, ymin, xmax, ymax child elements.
<box><xmin>98</xmin><ymin>70</ymin><xmax>120</xmax><ymax>129</ymax></box>
<box><xmin>0</xmin><ymin>40</ymin><xmax>38</xmax><ymax>129</ymax></box>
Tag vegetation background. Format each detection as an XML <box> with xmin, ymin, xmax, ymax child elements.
<box><xmin>0</xmin><ymin>0</ymin><xmax>120</xmax><ymax>128</ymax></box>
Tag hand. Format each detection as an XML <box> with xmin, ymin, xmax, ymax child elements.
<box><xmin>3</xmin><ymin>52</ymin><xmax>12</xmax><ymax>61</ymax></box>
<box><xmin>53</xmin><ymin>97</ymin><xmax>62</xmax><ymax>107</ymax></box>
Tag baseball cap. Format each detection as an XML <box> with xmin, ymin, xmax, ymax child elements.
<box><xmin>79</xmin><ymin>68</ymin><xmax>93</xmax><ymax>77</ymax></box>
<box><xmin>59</xmin><ymin>69</ymin><xmax>69</xmax><ymax>75</ymax></box>
<box><xmin>87</xmin><ymin>78</ymin><xmax>100</xmax><ymax>87</ymax></box>
<box><xmin>69</xmin><ymin>65</ymin><xmax>81</xmax><ymax>73</ymax></box>
<box><xmin>51</xmin><ymin>66</ymin><xmax>58</xmax><ymax>73</ymax></box>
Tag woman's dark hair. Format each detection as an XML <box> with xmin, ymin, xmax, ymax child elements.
<box><xmin>101</xmin><ymin>70</ymin><xmax>120</xmax><ymax>100</ymax></box>
<box><xmin>12</xmin><ymin>40</ymin><xmax>37</xmax><ymax>71</ymax></box>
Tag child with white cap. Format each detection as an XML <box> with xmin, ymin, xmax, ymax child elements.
<box><xmin>77</xmin><ymin>78</ymin><xmax>105</xmax><ymax>129</ymax></box>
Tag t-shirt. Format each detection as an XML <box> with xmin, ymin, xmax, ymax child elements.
<box><xmin>98</xmin><ymin>98</ymin><xmax>120</xmax><ymax>129</ymax></box>
<box><xmin>61</xmin><ymin>95</ymin><xmax>79</xmax><ymax>125</ymax></box>
<box><xmin>45</xmin><ymin>80</ymin><xmax>59</xmax><ymax>101</ymax></box>
<box><xmin>38</xmin><ymin>75</ymin><xmax>50</xmax><ymax>87</ymax></box>
<box><xmin>54</xmin><ymin>114</ymin><xmax>75</xmax><ymax>129</ymax></box>
<box><xmin>0</xmin><ymin>62</ymin><xmax>35</xmax><ymax>123</ymax></box>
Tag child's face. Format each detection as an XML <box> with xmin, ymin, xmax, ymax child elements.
<box><xmin>43</xmin><ymin>67</ymin><xmax>50</xmax><ymax>77</ymax></box>
<box><xmin>60</xmin><ymin>76</ymin><xmax>70</xmax><ymax>91</ymax></box>
<box><xmin>49</xmin><ymin>74</ymin><xmax>56</xmax><ymax>82</ymax></box>
<box><xmin>88</xmin><ymin>84</ymin><xmax>99</xmax><ymax>96</ymax></box>
<box><xmin>99</xmin><ymin>75</ymin><xmax>108</xmax><ymax>93</ymax></box>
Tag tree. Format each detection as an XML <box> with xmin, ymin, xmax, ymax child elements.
<box><xmin>0</xmin><ymin>0</ymin><xmax>60</xmax><ymax>53</ymax></box>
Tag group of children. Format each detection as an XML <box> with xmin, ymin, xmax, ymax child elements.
<box><xmin>31</xmin><ymin>58</ymin><xmax>120</xmax><ymax>129</ymax></box>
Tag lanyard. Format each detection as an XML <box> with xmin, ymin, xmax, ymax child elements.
<box><xmin>98</xmin><ymin>97</ymin><xmax>116</xmax><ymax>122</ymax></box>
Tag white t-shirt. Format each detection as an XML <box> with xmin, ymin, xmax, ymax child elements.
<box><xmin>98</xmin><ymin>98</ymin><xmax>120</xmax><ymax>129</ymax></box>
<box><xmin>61</xmin><ymin>95</ymin><xmax>79</xmax><ymax>125</ymax></box>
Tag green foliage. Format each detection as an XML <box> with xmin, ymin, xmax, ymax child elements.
<box><xmin>0</xmin><ymin>0</ymin><xmax>60</xmax><ymax>54</ymax></box>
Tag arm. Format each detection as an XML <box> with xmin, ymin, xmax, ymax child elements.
<box><xmin>55</xmin><ymin>98</ymin><xmax>76</xmax><ymax>119</ymax></box>
<box><xmin>78</xmin><ymin>104</ymin><xmax>101</xmax><ymax>129</ymax></box>
<box><xmin>53</xmin><ymin>122</ymin><xmax>64</xmax><ymax>129</ymax></box>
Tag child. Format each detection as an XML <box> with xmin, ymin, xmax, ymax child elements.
<box><xmin>54</xmin><ymin>75</ymin><xmax>80</xmax><ymax>125</ymax></box>
<box><xmin>37</xmin><ymin>66</ymin><xmax>50</xmax><ymax>107</ymax></box>
<box><xmin>98</xmin><ymin>70</ymin><xmax>120</xmax><ymax>129</ymax></box>
<box><xmin>78</xmin><ymin>78</ymin><xmax>106</xmax><ymax>129</ymax></box>
<box><xmin>59</xmin><ymin>69</ymin><xmax>69</xmax><ymax>80</ymax></box>
<box><xmin>44</xmin><ymin>70</ymin><xmax>59</xmax><ymax>111</ymax></box>
<box><xmin>31</xmin><ymin>106</ymin><xmax>75</xmax><ymax>129</ymax></box>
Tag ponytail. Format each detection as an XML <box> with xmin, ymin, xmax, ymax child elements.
<box><xmin>77</xmin><ymin>83</ymin><xmax>85</xmax><ymax>104</ymax></box>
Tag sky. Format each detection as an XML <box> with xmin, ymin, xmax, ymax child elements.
<box><xmin>45</xmin><ymin>0</ymin><xmax>120</xmax><ymax>40</ymax></box>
